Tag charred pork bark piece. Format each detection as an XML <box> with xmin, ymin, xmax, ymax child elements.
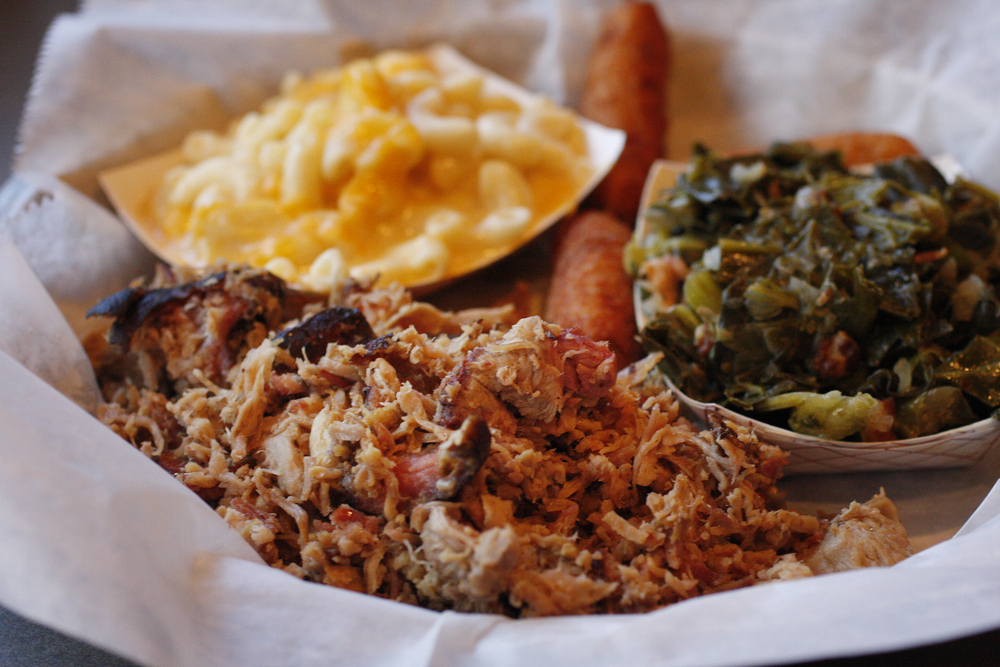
<box><xmin>87</xmin><ymin>266</ymin><xmax>306</xmax><ymax>393</ymax></box>
<box><xmin>274</xmin><ymin>307</ymin><xmax>376</xmax><ymax>363</ymax></box>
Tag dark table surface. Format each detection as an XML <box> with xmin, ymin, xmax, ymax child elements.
<box><xmin>2</xmin><ymin>1</ymin><xmax>999</xmax><ymax>666</ymax></box>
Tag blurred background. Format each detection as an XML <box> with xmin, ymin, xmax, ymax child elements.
<box><xmin>2</xmin><ymin>0</ymin><xmax>79</xmax><ymax>182</ymax></box>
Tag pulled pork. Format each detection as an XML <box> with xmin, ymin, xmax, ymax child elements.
<box><xmin>87</xmin><ymin>265</ymin><xmax>912</xmax><ymax>617</ymax></box>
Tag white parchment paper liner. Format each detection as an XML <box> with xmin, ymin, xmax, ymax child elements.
<box><xmin>4</xmin><ymin>1</ymin><xmax>1000</xmax><ymax>665</ymax></box>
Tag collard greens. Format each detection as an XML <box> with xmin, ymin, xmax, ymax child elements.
<box><xmin>627</xmin><ymin>143</ymin><xmax>1000</xmax><ymax>441</ymax></box>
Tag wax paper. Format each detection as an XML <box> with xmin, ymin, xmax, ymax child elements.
<box><xmin>3</xmin><ymin>1</ymin><xmax>1000</xmax><ymax>666</ymax></box>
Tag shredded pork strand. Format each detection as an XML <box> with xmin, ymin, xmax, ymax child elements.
<box><xmin>88</xmin><ymin>266</ymin><xmax>912</xmax><ymax>617</ymax></box>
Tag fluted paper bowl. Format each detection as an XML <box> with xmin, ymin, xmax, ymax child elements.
<box><xmin>98</xmin><ymin>44</ymin><xmax>626</xmax><ymax>295</ymax></box>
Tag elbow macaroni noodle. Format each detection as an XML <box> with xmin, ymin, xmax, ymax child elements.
<box><xmin>153</xmin><ymin>47</ymin><xmax>596</xmax><ymax>290</ymax></box>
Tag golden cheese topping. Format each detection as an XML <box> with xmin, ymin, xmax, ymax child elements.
<box><xmin>153</xmin><ymin>48</ymin><xmax>596</xmax><ymax>290</ymax></box>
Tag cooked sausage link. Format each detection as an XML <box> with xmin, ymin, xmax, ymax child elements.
<box><xmin>544</xmin><ymin>210</ymin><xmax>643</xmax><ymax>369</ymax></box>
<box><xmin>580</xmin><ymin>0</ymin><xmax>670</xmax><ymax>224</ymax></box>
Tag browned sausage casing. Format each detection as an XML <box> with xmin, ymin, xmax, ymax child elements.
<box><xmin>730</xmin><ymin>132</ymin><xmax>921</xmax><ymax>167</ymax></box>
<box><xmin>544</xmin><ymin>211</ymin><xmax>643</xmax><ymax>369</ymax></box>
<box><xmin>804</xmin><ymin>132</ymin><xmax>920</xmax><ymax>166</ymax></box>
<box><xmin>580</xmin><ymin>1</ymin><xmax>670</xmax><ymax>224</ymax></box>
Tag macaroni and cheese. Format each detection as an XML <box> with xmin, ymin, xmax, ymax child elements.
<box><xmin>152</xmin><ymin>46</ymin><xmax>598</xmax><ymax>290</ymax></box>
